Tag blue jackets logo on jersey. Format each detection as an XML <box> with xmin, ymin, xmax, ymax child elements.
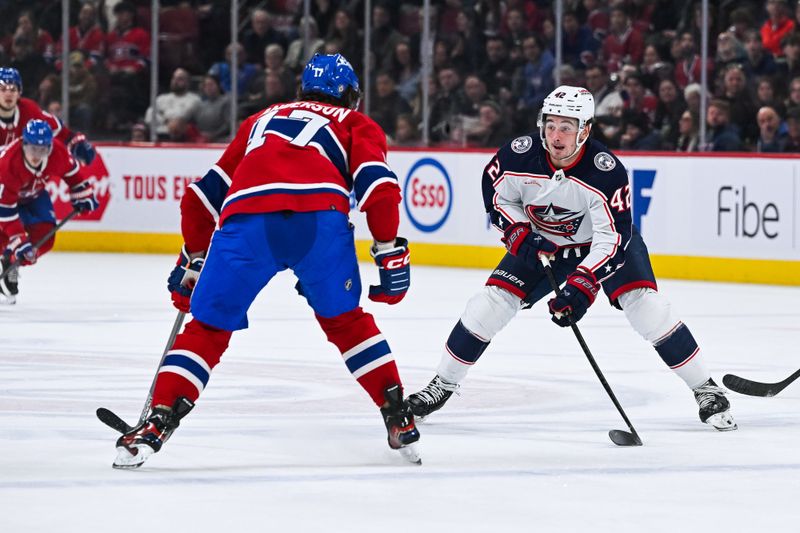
<box><xmin>403</xmin><ymin>158</ymin><xmax>453</xmax><ymax>232</ymax></box>
<box><xmin>526</xmin><ymin>203</ymin><xmax>585</xmax><ymax>240</ymax></box>
<box><xmin>511</xmin><ymin>136</ymin><xmax>533</xmax><ymax>153</ymax></box>
<box><xmin>594</xmin><ymin>152</ymin><xmax>616</xmax><ymax>171</ymax></box>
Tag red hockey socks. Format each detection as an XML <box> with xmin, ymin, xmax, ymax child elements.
<box><xmin>25</xmin><ymin>223</ymin><xmax>56</xmax><ymax>256</ymax></box>
<box><xmin>151</xmin><ymin>319</ymin><xmax>232</xmax><ymax>408</ymax></box>
<box><xmin>316</xmin><ymin>307</ymin><xmax>401</xmax><ymax>406</ymax></box>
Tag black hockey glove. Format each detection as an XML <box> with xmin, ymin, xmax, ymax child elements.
<box><xmin>67</xmin><ymin>133</ymin><xmax>96</xmax><ymax>165</ymax></box>
<box><xmin>69</xmin><ymin>180</ymin><xmax>99</xmax><ymax>213</ymax></box>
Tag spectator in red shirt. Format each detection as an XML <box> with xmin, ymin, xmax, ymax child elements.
<box><xmin>584</xmin><ymin>0</ymin><xmax>609</xmax><ymax>41</ymax></box>
<box><xmin>761</xmin><ymin>0</ymin><xmax>795</xmax><ymax>57</ymax></box>
<box><xmin>11</xmin><ymin>10</ymin><xmax>54</xmax><ymax>64</ymax></box>
<box><xmin>621</xmin><ymin>72</ymin><xmax>658</xmax><ymax>125</ymax></box>
<box><xmin>602</xmin><ymin>6</ymin><xmax>644</xmax><ymax>74</ymax></box>
<box><xmin>673</xmin><ymin>31</ymin><xmax>713</xmax><ymax>90</ymax></box>
<box><xmin>106</xmin><ymin>2</ymin><xmax>150</xmax><ymax>75</ymax></box>
<box><xmin>106</xmin><ymin>1</ymin><xmax>151</xmax><ymax>128</ymax></box>
<box><xmin>628</xmin><ymin>0</ymin><xmax>656</xmax><ymax>34</ymax></box>
<box><xmin>56</xmin><ymin>3</ymin><xmax>106</xmax><ymax>67</ymax></box>
<box><xmin>499</xmin><ymin>0</ymin><xmax>539</xmax><ymax>34</ymax></box>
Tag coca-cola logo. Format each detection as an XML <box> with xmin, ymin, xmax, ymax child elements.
<box><xmin>48</xmin><ymin>151</ymin><xmax>111</xmax><ymax>221</ymax></box>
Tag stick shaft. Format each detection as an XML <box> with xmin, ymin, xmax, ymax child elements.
<box><xmin>137</xmin><ymin>311</ymin><xmax>187</xmax><ymax>425</ymax></box>
<box><xmin>542</xmin><ymin>263</ymin><xmax>640</xmax><ymax>439</ymax></box>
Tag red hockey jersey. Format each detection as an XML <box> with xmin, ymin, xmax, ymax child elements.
<box><xmin>0</xmin><ymin>98</ymin><xmax>73</xmax><ymax>150</ymax></box>
<box><xmin>106</xmin><ymin>27</ymin><xmax>151</xmax><ymax>73</ymax></box>
<box><xmin>222</xmin><ymin>100</ymin><xmax>400</xmax><ymax>223</ymax></box>
<box><xmin>180</xmin><ymin>99</ymin><xmax>401</xmax><ymax>251</ymax></box>
<box><xmin>56</xmin><ymin>25</ymin><xmax>107</xmax><ymax>63</ymax></box>
<box><xmin>0</xmin><ymin>139</ymin><xmax>88</xmax><ymax>239</ymax></box>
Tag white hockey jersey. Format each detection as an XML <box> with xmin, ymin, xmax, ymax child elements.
<box><xmin>482</xmin><ymin>135</ymin><xmax>633</xmax><ymax>279</ymax></box>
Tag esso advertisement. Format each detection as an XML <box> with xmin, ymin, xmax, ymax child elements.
<box><xmin>403</xmin><ymin>158</ymin><xmax>452</xmax><ymax>232</ymax></box>
<box><xmin>48</xmin><ymin>151</ymin><xmax>111</xmax><ymax>221</ymax></box>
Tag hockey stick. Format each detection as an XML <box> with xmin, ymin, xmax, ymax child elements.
<box><xmin>722</xmin><ymin>369</ymin><xmax>800</xmax><ymax>397</ymax></box>
<box><xmin>541</xmin><ymin>257</ymin><xmax>643</xmax><ymax>447</ymax></box>
<box><xmin>96</xmin><ymin>311</ymin><xmax>187</xmax><ymax>433</ymax></box>
<box><xmin>0</xmin><ymin>209</ymin><xmax>80</xmax><ymax>283</ymax></box>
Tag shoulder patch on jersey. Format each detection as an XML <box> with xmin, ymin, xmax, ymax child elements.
<box><xmin>510</xmin><ymin>135</ymin><xmax>533</xmax><ymax>154</ymax></box>
<box><xmin>594</xmin><ymin>152</ymin><xmax>616</xmax><ymax>171</ymax></box>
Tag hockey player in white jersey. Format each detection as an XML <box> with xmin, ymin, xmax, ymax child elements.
<box><xmin>407</xmin><ymin>86</ymin><xmax>736</xmax><ymax>431</ymax></box>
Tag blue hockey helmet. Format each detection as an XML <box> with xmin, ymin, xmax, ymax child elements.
<box><xmin>0</xmin><ymin>67</ymin><xmax>22</xmax><ymax>91</ymax></box>
<box><xmin>22</xmin><ymin>119</ymin><xmax>54</xmax><ymax>147</ymax></box>
<box><xmin>301</xmin><ymin>53</ymin><xmax>360</xmax><ymax>107</ymax></box>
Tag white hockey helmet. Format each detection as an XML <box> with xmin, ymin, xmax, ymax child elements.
<box><xmin>537</xmin><ymin>85</ymin><xmax>595</xmax><ymax>157</ymax></box>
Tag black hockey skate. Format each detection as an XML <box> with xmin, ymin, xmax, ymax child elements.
<box><xmin>113</xmin><ymin>397</ymin><xmax>194</xmax><ymax>469</ymax></box>
<box><xmin>381</xmin><ymin>385</ymin><xmax>421</xmax><ymax>464</ymax></box>
<box><xmin>406</xmin><ymin>375</ymin><xmax>460</xmax><ymax>420</ymax></box>
<box><xmin>693</xmin><ymin>378</ymin><xmax>737</xmax><ymax>431</ymax></box>
<box><xmin>0</xmin><ymin>255</ymin><xmax>18</xmax><ymax>305</ymax></box>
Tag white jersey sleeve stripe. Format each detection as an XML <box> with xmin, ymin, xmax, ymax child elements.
<box><xmin>188</xmin><ymin>182</ymin><xmax>220</xmax><ymax>222</ymax></box>
<box><xmin>211</xmin><ymin>164</ymin><xmax>232</xmax><ymax>186</ymax></box>
<box><xmin>357</xmin><ymin>177</ymin><xmax>397</xmax><ymax>209</ymax></box>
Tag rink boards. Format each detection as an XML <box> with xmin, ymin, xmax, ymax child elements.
<box><xmin>50</xmin><ymin>144</ymin><xmax>800</xmax><ymax>285</ymax></box>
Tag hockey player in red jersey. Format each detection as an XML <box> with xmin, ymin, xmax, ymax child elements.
<box><xmin>112</xmin><ymin>54</ymin><xmax>421</xmax><ymax>468</ymax></box>
<box><xmin>0</xmin><ymin>67</ymin><xmax>96</xmax><ymax>164</ymax></box>
<box><xmin>407</xmin><ymin>86</ymin><xmax>736</xmax><ymax>433</ymax></box>
<box><xmin>0</xmin><ymin>119</ymin><xmax>99</xmax><ymax>304</ymax></box>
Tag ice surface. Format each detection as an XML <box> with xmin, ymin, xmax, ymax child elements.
<box><xmin>1</xmin><ymin>253</ymin><xmax>799</xmax><ymax>532</ymax></box>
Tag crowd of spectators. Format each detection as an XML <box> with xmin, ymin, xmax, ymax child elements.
<box><xmin>6</xmin><ymin>0</ymin><xmax>800</xmax><ymax>153</ymax></box>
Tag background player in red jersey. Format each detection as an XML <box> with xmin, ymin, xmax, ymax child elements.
<box><xmin>112</xmin><ymin>53</ymin><xmax>421</xmax><ymax>468</ymax></box>
<box><xmin>0</xmin><ymin>119</ymin><xmax>99</xmax><ymax>304</ymax></box>
<box><xmin>0</xmin><ymin>67</ymin><xmax>96</xmax><ymax>164</ymax></box>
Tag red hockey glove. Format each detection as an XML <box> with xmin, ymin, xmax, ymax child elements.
<box><xmin>501</xmin><ymin>222</ymin><xmax>557</xmax><ymax>270</ymax></box>
<box><xmin>167</xmin><ymin>245</ymin><xmax>205</xmax><ymax>312</ymax></box>
<box><xmin>368</xmin><ymin>237</ymin><xmax>410</xmax><ymax>304</ymax></box>
<box><xmin>548</xmin><ymin>267</ymin><xmax>599</xmax><ymax>327</ymax></box>
<box><xmin>5</xmin><ymin>234</ymin><xmax>37</xmax><ymax>266</ymax></box>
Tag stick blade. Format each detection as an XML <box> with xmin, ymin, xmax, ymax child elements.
<box><xmin>722</xmin><ymin>374</ymin><xmax>778</xmax><ymax>397</ymax></box>
<box><xmin>96</xmin><ymin>407</ymin><xmax>134</xmax><ymax>434</ymax></box>
<box><xmin>608</xmin><ymin>430</ymin><xmax>642</xmax><ymax>447</ymax></box>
